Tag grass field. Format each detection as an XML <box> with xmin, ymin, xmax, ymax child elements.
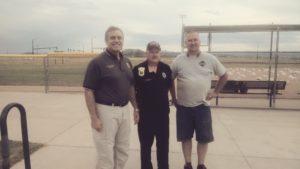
<box><xmin>0</xmin><ymin>54</ymin><xmax>299</xmax><ymax>98</ymax></box>
<box><xmin>0</xmin><ymin>56</ymin><xmax>173</xmax><ymax>86</ymax></box>
<box><xmin>0</xmin><ymin>57</ymin><xmax>45</xmax><ymax>85</ymax></box>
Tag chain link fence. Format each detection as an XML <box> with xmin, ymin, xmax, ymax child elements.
<box><xmin>1</xmin><ymin>52</ymin><xmax>299</xmax><ymax>109</ymax></box>
<box><xmin>0</xmin><ymin>53</ymin><xmax>94</xmax><ymax>92</ymax></box>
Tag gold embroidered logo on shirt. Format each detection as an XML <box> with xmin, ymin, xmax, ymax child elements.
<box><xmin>138</xmin><ymin>67</ymin><xmax>145</xmax><ymax>77</ymax></box>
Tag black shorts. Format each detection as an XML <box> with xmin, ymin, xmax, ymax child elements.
<box><xmin>176</xmin><ymin>104</ymin><xmax>214</xmax><ymax>143</ymax></box>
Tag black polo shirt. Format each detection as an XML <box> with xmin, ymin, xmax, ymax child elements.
<box><xmin>133</xmin><ymin>61</ymin><xmax>172</xmax><ymax>113</ymax></box>
<box><xmin>83</xmin><ymin>50</ymin><xmax>134</xmax><ymax>105</ymax></box>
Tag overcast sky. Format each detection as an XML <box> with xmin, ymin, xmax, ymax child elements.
<box><xmin>0</xmin><ymin>0</ymin><xmax>300</xmax><ymax>53</ymax></box>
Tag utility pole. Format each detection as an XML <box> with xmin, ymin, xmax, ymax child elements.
<box><xmin>32</xmin><ymin>39</ymin><xmax>35</xmax><ymax>54</ymax></box>
<box><xmin>91</xmin><ymin>38</ymin><xmax>94</xmax><ymax>53</ymax></box>
<box><xmin>256</xmin><ymin>44</ymin><xmax>259</xmax><ymax>60</ymax></box>
<box><xmin>208</xmin><ymin>23</ymin><xmax>212</xmax><ymax>53</ymax></box>
<box><xmin>179</xmin><ymin>14</ymin><xmax>187</xmax><ymax>26</ymax></box>
<box><xmin>82</xmin><ymin>41</ymin><xmax>85</xmax><ymax>53</ymax></box>
<box><xmin>179</xmin><ymin>14</ymin><xmax>187</xmax><ymax>52</ymax></box>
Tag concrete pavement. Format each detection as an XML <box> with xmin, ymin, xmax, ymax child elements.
<box><xmin>0</xmin><ymin>92</ymin><xmax>299</xmax><ymax>169</ymax></box>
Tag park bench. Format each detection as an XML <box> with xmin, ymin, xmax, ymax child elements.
<box><xmin>211</xmin><ymin>80</ymin><xmax>287</xmax><ymax>107</ymax></box>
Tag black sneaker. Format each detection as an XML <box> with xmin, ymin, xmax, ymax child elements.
<box><xmin>184</xmin><ymin>163</ymin><xmax>193</xmax><ymax>169</ymax></box>
<box><xmin>197</xmin><ymin>164</ymin><xmax>207</xmax><ymax>169</ymax></box>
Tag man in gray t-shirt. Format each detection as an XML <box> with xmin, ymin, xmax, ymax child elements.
<box><xmin>171</xmin><ymin>31</ymin><xmax>228</xmax><ymax>169</ymax></box>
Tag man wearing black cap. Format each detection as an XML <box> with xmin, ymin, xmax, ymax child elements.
<box><xmin>133</xmin><ymin>41</ymin><xmax>175</xmax><ymax>169</ymax></box>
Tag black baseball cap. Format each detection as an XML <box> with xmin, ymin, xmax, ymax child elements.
<box><xmin>146</xmin><ymin>41</ymin><xmax>161</xmax><ymax>51</ymax></box>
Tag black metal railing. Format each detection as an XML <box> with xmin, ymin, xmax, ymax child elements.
<box><xmin>0</xmin><ymin>103</ymin><xmax>31</xmax><ymax>169</ymax></box>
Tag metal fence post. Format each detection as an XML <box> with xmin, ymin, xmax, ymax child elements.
<box><xmin>268</xmin><ymin>30</ymin><xmax>274</xmax><ymax>107</ymax></box>
<box><xmin>273</xmin><ymin>27</ymin><xmax>280</xmax><ymax>106</ymax></box>
<box><xmin>43</xmin><ymin>56</ymin><xmax>49</xmax><ymax>93</ymax></box>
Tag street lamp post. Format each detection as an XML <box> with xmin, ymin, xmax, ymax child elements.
<box><xmin>91</xmin><ymin>38</ymin><xmax>94</xmax><ymax>53</ymax></box>
<box><xmin>179</xmin><ymin>14</ymin><xmax>187</xmax><ymax>26</ymax></box>
<box><xmin>179</xmin><ymin>14</ymin><xmax>187</xmax><ymax>52</ymax></box>
<box><xmin>32</xmin><ymin>39</ymin><xmax>35</xmax><ymax>54</ymax></box>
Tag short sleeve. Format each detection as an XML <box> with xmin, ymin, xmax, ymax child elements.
<box><xmin>167</xmin><ymin>65</ymin><xmax>173</xmax><ymax>88</ymax></box>
<box><xmin>127</xmin><ymin>58</ymin><xmax>133</xmax><ymax>70</ymax></box>
<box><xmin>132</xmin><ymin>66</ymin><xmax>140</xmax><ymax>90</ymax></box>
<box><xmin>170</xmin><ymin>59</ymin><xmax>178</xmax><ymax>79</ymax></box>
<box><xmin>212</xmin><ymin>55</ymin><xmax>226</xmax><ymax>76</ymax></box>
<box><xmin>125</xmin><ymin>58</ymin><xmax>134</xmax><ymax>85</ymax></box>
<box><xmin>83</xmin><ymin>60</ymin><xmax>101</xmax><ymax>90</ymax></box>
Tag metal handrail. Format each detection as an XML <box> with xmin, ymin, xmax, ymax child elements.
<box><xmin>0</xmin><ymin>103</ymin><xmax>31</xmax><ymax>169</ymax></box>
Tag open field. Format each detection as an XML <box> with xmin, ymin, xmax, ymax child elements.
<box><xmin>0</xmin><ymin>56</ymin><xmax>173</xmax><ymax>86</ymax></box>
<box><xmin>0</xmin><ymin>54</ymin><xmax>299</xmax><ymax>98</ymax></box>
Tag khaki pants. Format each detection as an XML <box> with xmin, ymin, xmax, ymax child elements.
<box><xmin>92</xmin><ymin>104</ymin><xmax>131</xmax><ymax>169</ymax></box>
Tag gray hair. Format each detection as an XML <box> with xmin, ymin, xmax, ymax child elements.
<box><xmin>105</xmin><ymin>26</ymin><xmax>124</xmax><ymax>42</ymax></box>
<box><xmin>184</xmin><ymin>31</ymin><xmax>200</xmax><ymax>42</ymax></box>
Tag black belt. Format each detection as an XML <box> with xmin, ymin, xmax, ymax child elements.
<box><xmin>99</xmin><ymin>102</ymin><xmax>128</xmax><ymax>107</ymax></box>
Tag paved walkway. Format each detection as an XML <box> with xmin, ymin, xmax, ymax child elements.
<box><xmin>1</xmin><ymin>92</ymin><xmax>300</xmax><ymax>169</ymax></box>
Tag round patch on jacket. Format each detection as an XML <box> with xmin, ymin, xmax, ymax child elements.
<box><xmin>162</xmin><ymin>72</ymin><xmax>167</xmax><ymax>79</ymax></box>
<box><xmin>199</xmin><ymin>60</ymin><xmax>206</xmax><ymax>67</ymax></box>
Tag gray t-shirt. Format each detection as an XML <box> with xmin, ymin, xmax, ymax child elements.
<box><xmin>171</xmin><ymin>52</ymin><xmax>226</xmax><ymax>107</ymax></box>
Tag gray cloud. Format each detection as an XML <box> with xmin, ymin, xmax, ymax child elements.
<box><xmin>0</xmin><ymin>0</ymin><xmax>299</xmax><ymax>53</ymax></box>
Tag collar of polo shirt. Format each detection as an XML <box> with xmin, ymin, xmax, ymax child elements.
<box><xmin>105</xmin><ymin>49</ymin><xmax>124</xmax><ymax>60</ymax></box>
<box><xmin>187</xmin><ymin>51</ymin><xmax>201</xmax><ymax>57</ymax></box>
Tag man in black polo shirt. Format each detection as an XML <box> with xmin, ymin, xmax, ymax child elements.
<box><xmin>83</xmin><ymin>26</ymin><xmax>139</xmax><ymax>169</ymax></box>
<box><xmin>133</xmin><ymin>41</ymin><xmax>175</xmax><ymax>169</ymax></box>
